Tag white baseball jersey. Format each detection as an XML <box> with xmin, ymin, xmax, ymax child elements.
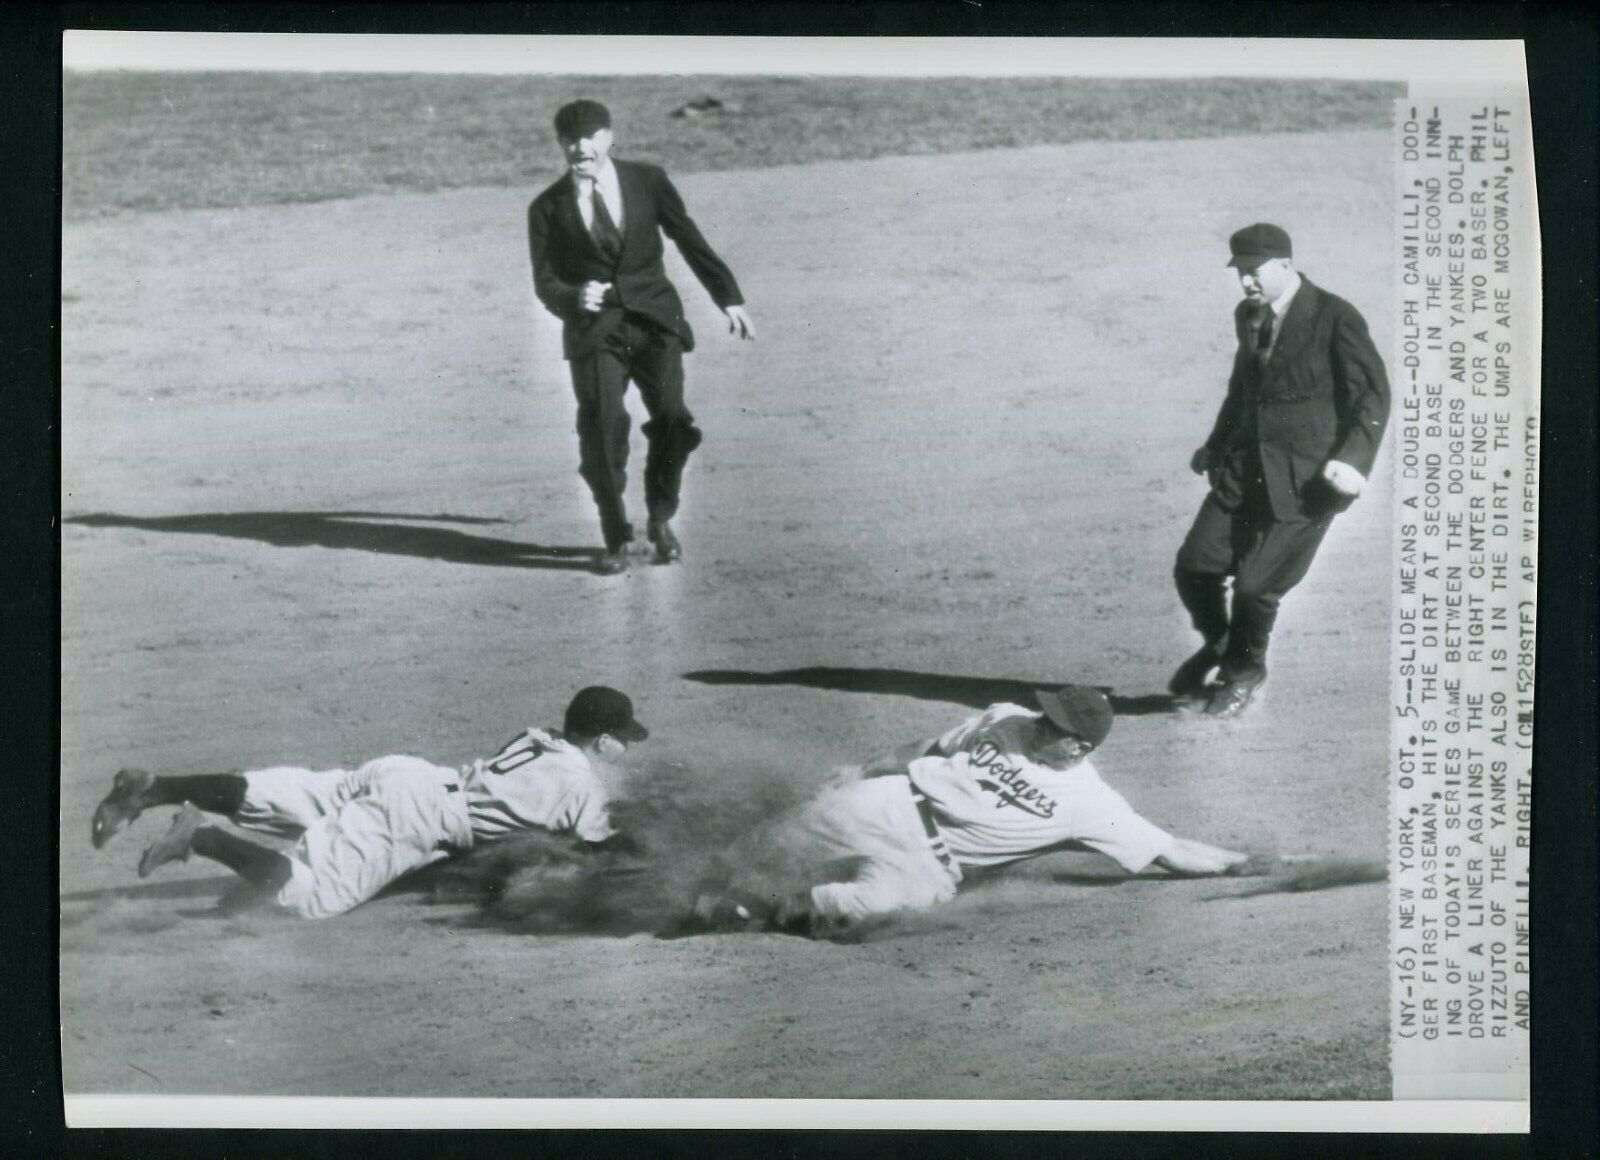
<box><xmin>795</xmin><ymin>704</ymin><xmax>1177</xmax><ymax>923</ymax></box>
<box><xmin>909</xmin><ymin>703</ymin><xmax>1175</xmax><ymax>873</ymax></box>
<box><xmin>230</xmin><ymin>729</ymin><xmax>612</xmax><ymax>919</ymax></box>
<box><xmin>460</xmin><ymin>728</ymin><xmax>615</xmax><ymax>844</ymax></box>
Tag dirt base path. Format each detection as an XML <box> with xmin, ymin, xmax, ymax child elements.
<box><xmin>62</xmin><ymin>129</ymin><xmax>1393</xmax><ymax>1100</ymax></box>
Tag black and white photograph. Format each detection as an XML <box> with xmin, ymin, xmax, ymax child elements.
<box><xmin>54</xmin><ymin>31</ymin><xmax>1542</xmax><ymax>1129</ymax></box>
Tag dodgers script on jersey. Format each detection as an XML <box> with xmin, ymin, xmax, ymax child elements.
<box><xmin>909</xmin><ymin>704</ymin><xmax>1174</xmax><ymax>872</ymax></box>
<box><xmin>461</xmin><ymin>728</ymin><xmax>615</xmax><ymax>843</ymax></box>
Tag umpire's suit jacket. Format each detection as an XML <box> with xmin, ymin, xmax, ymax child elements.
<box><xmin>1203</xmin><ymin>276</ymin><xmax>1390</xmax><ymax>521</ymax></box>
<box><xmin>527</xmin><ymin>159</ymin><xmax>744</xmax><ymax>360</ymax></box>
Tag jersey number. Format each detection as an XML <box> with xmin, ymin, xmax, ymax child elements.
<box><xmin>486</xmin><ymin>735</ymin><xmax>549</xmax><ymax>775</ymax></box>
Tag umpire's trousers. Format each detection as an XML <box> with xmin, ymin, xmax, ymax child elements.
<box><xmin>569</xmin><ymin>315</ymin><xmax>702</xmax><ymax>551</ymax></box>
<box><xmin>1174</xmin><ymin>486</ymin><xmax>1332</xmax><ymax>682</ymax></box>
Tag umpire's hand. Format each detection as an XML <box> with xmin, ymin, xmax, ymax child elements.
<box><xmin>723</xmin><ymin>305</ymin><xmax>757</xmax><ymax>340</ymax></box>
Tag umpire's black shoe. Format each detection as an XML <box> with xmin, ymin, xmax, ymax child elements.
<box><xmin>1205</xmin><ymin>673</ymin><xmax>1265</xmax><ymax>718</ymax></box>
<box><xmin>92</xmin><ymin>767</ymin><xmax>155</xmax><ymax>849</ymax></box>
<box><xmin>594</xmin><ymin>548</ymin><xmax>630</xmax><ymax>576</ymax></box>
<box><xmin>1168</xmin><ymin>643</ymin><xmax>1224</xmax><ymax>698</ymax></box>
<box><xmin>647</xmin><ymin>519</ymin><xmax>682</xmax><ymax>564</ymax></box>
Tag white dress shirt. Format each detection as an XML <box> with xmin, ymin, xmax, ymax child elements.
<box><xmin>1250</xmin><ymin>272</ymin><xmax>1302</xmax><ymax>360</ymax></box>
<box><xmin>574</xmin><ymin>162</ymin><xmax>624</xmax><ymax>232</ymax></box>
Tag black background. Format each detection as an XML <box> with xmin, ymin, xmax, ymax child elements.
<box><xmin>4</xmin><ymin>3</ymin><xmax>1593</xmax><ymax>1156</ymax></box>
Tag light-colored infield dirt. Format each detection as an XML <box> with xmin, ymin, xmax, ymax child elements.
<box><xmin>61</xmin><ymin>130</ymin><xmax>1393</xmax><ymax>1100</ymax></box>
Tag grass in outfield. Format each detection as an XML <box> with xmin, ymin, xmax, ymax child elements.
<box><xmin>63</xmin><ymin>73</ymin><xmax>1400</xmax><ymax>220</ymax></box>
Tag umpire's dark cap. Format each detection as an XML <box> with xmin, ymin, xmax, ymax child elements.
<box><xmin>565</xmin><ymin>686</ymin><xmax>648</xmax><ymax>742</ymax></box>
<box><xmin>1036</xmin><ymin>685</ymin><xmax>1114</xmax><ymax>750</ymax></box>
<box><xmin>554</xmin><ymin>99</ymin><xmax>612</xmax><ymax>140</ymax></box>
<box><xmin>1226</xmin><ymin>222</ymin><xmax>1293</xmax><ymax>268</ymax></box>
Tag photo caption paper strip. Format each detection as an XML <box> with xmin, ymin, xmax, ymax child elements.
<box><xmin>1389</xmin><ymin>83</ymin><xmax>1538</xmax><ymax>1103</ymax></box>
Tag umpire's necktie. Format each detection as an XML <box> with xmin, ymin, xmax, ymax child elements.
<box><xmin>589</xmin><ymin>184</ymin><xmax>624</xmax><ymax>260</ymax></box>
<box><xmin>1255</xmin><ymin>308</ymin><xmax>1276</xmax><ymax>356</ymax></box>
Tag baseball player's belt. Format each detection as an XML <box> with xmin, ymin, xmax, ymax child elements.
<box><xmin>434</xmin><ymin>781</ymin><xmax>466</xmax><ymax>853</ymax></box>
<box><xmin>906</xmin><ymin>783</ymin><xmax>956</xmax><ymax>872</ymax></box>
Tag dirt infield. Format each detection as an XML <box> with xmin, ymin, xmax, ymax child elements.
<box><xmin>61</xmin><ymin>128</ymin><xmax>1393</xmax><ymax>1099</ymax></box>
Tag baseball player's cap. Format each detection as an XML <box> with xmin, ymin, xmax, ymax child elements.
<box><xmin>1226</xmin><ymin>222</ymin><xmax>1293</xmax><ymax>269</ymax></box>
<box><xmin>564</xmin><ymin>685</ymin><xmax>648</xmax><ymax>742</ymax></box>
<box><xmin>554</xmin><ymin>99</ymin><xmax>612</xmax><ymax>140</ymax></box>
<box><xmin>1035</xmin><ymin>685</ymin><xmax>1114</xmax><ymax>750</ymax></box>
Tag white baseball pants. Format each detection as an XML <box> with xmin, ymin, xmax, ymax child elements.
<box><xmin>796</xmin><ymin>775</ymin><xmax>961</xmax><ymax>923</ymax></box>
<box><xmin>236</xmin><ymin>756</ymin><xmax>474</xmax><ymax>919</ymax></box>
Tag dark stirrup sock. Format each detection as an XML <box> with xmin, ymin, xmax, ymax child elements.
<box><xmin>191</xmin><ymin>827</ymin><xmax>294</xmax><ymax>892</ymax></box>
<box><xmin>148</xmin><ymin>773</ymin><xmax>248</xmax><ymax>816</ymax></box>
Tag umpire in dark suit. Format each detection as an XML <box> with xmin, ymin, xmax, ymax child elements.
<box><xmin>1172</xmin><ymin>223</ymin><xmax>1390</xmax><ymax>717</ymax></box>
<box><xmin>527</xmin><ymin>99</ymin><xmax>755</xmax><ymax>574</ymax></box>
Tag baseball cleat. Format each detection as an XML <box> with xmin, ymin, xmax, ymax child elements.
<box><xmin>137</xmin><ymin>803</ymin><xmax>205</xmax><ymax>878</ymax></box>
<box><xmin>91</xmin><ymin>767</ymin><xmax>155</xmax><ymax>849</ymax></box>
<box><xmin>1167</xmin><ymin>644</ymin><xmax>1223</xmax><ymax>698</ymax></box>
<box><xmin>1205</xmin><ymin>675</ymin><xmax>1264</xmax><ymax>718</ymax></box>
<box><xmin>647</xmin><ymin>520</ymin><xmax>682</xmax><ymax>564</ymax></box>
<box><xmin>594</xmin><ymin>548</ymin><xmax>630</xmax><ymax>575</ymax></box>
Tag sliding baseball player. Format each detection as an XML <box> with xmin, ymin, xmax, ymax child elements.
<box><xmin>89</xmin><ymin>686</ymin><xmax>647</xmax><ymax>918</ymax></box>
<box><xmin>689</xmin><ymin>685</ymin><xmax>1253</xmax><ymax>935</ymax></box>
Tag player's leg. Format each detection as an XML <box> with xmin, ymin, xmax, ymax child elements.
<box><xmin>273</xmin><ymin>760</ymin><xmax>466</xmax><ymax>919</ymax></box>
<box><xmin>808</xmin><ymin>854</ymin><xmax>957</xmax><ymax>928</ymax></box>
<box><xmin>228</xmin><ymin>764</ymin><xmax>382</xmax><ymax>838</ymax></box>
<box><xmin>570</xmin><ymin>337</ymin><xmax>636</xmax><ymax>569</ymax></box>
<box><xmin>682</xmin><ymin>778</ymin><xmax>952</xmax><ymax>936</ymax></box>
<box><xmin>136</xmin><ymin>803</ymin><xmax>295</xmax><ymax>890</ymax></box>
<box><xmin>91</xmin><ymin>769</ymin><xmax>247</xmax><ymax>848</ymax></box>
<box><xmin>797</xmin><ymin>778</ymin><xmax>958</xmax><ymax>929</ymax></box>
<box><xmin>93</xmin><ymin>761</ymin><xmax>377</xmax><ymax>850</ymax></box>
<box><xmin>1208</xmin><ymin>513</ymin><xmax>1332</xmax><ymax>716</ymax></box>
<box><xmin>1171</xmin><ymin>493</ymin><xmax>1242</xmax><ymax>697</ymax></box>
<box><xmin>629</xmin><ymin>324</ymin><xmax>699</xmax><ymax>561</ymax></box>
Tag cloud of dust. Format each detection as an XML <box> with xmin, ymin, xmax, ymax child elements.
<box><xmin>434</xmin><ymin>747</ymin><xmax>844</xmax><ymax>937</ymax></box>
<box><xmin>60</xmin><ymin>898</ymin><xmax>181</xmax><ymax>950</ymax></box>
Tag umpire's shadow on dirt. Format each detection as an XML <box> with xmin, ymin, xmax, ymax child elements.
<box><xmin>681</xmin><ymin>666</ymin><xmax>1177</xmax><ymax>716</ymax></box>
<box><xmin>66</xmin><ymin>511</ymin><xmax>600</xmax><ymax>571</ymax></box>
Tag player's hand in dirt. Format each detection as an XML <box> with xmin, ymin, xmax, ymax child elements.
<box><xmin>724</xmin><ymin>305</ymin><xmax>756</xmax><ymax>340</ymax></box>
<box><xmin>1189</xmin><ymin>445</ymin><xmax>1213</xmax><ymax>475</ymax></box>
<box><xmin>1221</xmin><ymin>853</ymin><xmax>1284</xmax><ymax>878</ymax></box>
<box><xmin>580</xmin><ymin>281</ymin><xmax>612</xmax><ymax>313</ymax></box>
<box><xmin>1154</xmin><ymin>836</ymin><xmax>1252</xmax><ymax>876</ymax></box>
